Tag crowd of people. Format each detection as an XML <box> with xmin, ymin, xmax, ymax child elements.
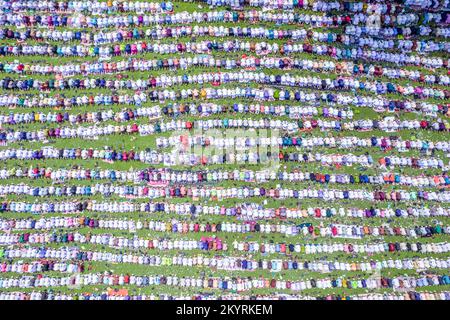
<box><xmin>0</xmin><ymin>0</ymin><xmax>448</xmax><ymax>300</ymax></box>
<box><xmin>1</xmin><ymin>57</ymin><xmax>449</xmax><ymax>89</ymax></box>
<box><xmin>1</xmin><ymin>203</ymin><xmax>450</xmax><ymax>219</ymax></box>
<box><xmin>0</xmin><ymin>88</ymin><xmax>445</xmax><ymax>115</ymax></box>
<box><xmin>2</xmin><ymin>166</ymin><xmax>450</xmax><ymax>188</ymax></box>
<box><xmin>0</xmin><ymin>272</ymin><xmax>449</xmax><ymax>292</ymax></box>
<box><xmin>0</xmin><ymin>290</ymin><xmax>449</xmax><ymax>300</ymax></box>
<box><xmin>1</xmin><ymin>184</ymin><xmax>450</xmax><ymax>203</ymax></box>
<box><xmin>0</xmin><ymin>254</ymin><xmax>449</xmax><ymax>273</ymax></box>
<box><xmin>1</xmin><ymin>72</ymin><xmax>448</xmax><ymax>100</ymax></box>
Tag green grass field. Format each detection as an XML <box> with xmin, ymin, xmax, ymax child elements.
<box><xmin>0</xmin><ymin>0</ymin><xmax>449</xmax><ymax>300</ymax></box>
